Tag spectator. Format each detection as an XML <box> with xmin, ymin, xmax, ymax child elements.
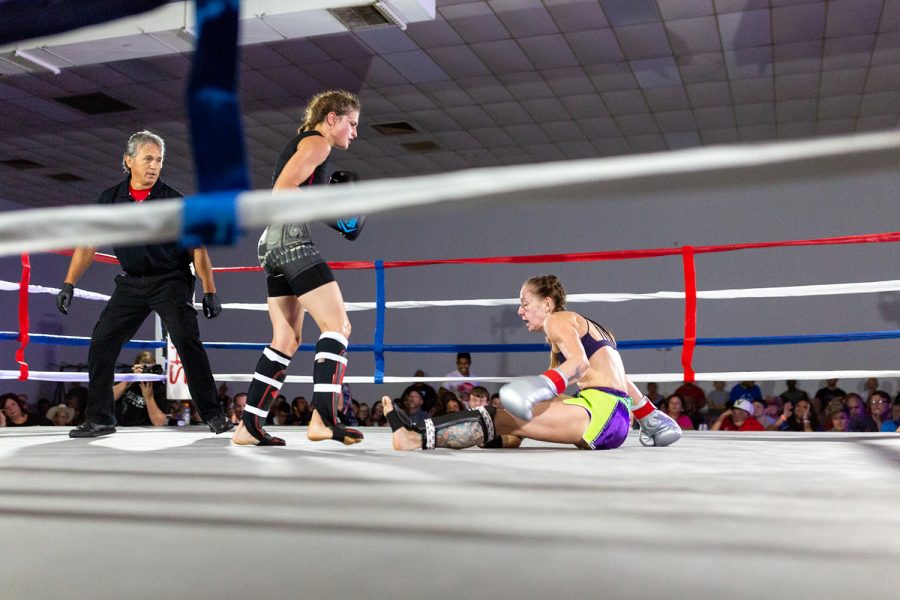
<box><xmin>751</xmin><ymin>398</ymin><xmax>770</xmax><ymax>428</ymax></box>
<box><xmin>113</xmin><ymin>351</ymin><xmax>169</xmax><ymax>427</ymax></box>
<box><xmin>272</xmin><ymin>403</ymin><xmax>293</xmax><ymax>426</ymax></box>
<box><xmin>645</xmin><ymin>382</ymin><xmax>664</xmax><ymax>405</ymax></box>
<box><xmin>404</xmin><ymin>371</ymin><xmax>438</xmax><ymax>414</ymax></box>
<box><xmin>356</xmin><ymin>401</ymin><xmax>371</xmax><ymax>426</ymax></box>
<box><xmin>444</xmin><ymin>397</ymin><xmax>463</xmax><ymax>414</ymax></box>
<box><xmin>863</xmin><ymin>377</ymin><xmax>879</xmax><ymax>398</ymax></box>
<box><xmin>729</xmin><ymin>381</ymin><xmax>762</xmax><ymax>405</ymax></box>
<box><xmin>441</xmin><ymin>352</ymin><xmax>481</xmax><ymax>404</ymax></box>
<box><xmin>661</xmin><ymin>394</ymin><xmax>694</xmax><ymax>430</ymax></box>
<box><xmin>762</xmin><ymin>397</ymin><xmax>783</xmax><ymax>430</ymax></box>
<box><xmin>489</xmin><ymin>392</ymin><xmax>502</xmax><ymax>408</ymax></box>
<box><xmin>291</xmin><ymin>396</ymin><xmax>311</xmax><ymax>426</ymax></box>
<box><xmin>869</xmin><ymin>391</ymin><xmax>893</xmax><ymax>432</ymax></box>
<box><xmin>65</xmin><ymin>386</ymin><xmax>88</xmax><ymax>425</ymax></box>
<box><xmin>779</xmin><ymin>380</ymin><xmax>809</xmax><ymax>406</ymax></box>
<box><xmin>705</xmin><ymin>381</ymin><xmax>729</xmax><ymax>418</ymax></box>
<box><xmin>846</xmin><ymin>393</ymin><xmax>876</xmax><ymax>432</ymax></box>
<box><xmin>369</xmin><ymin>400</ymin><xmax>387</xmax><ymax>426</ymax></box>
<box><xmin>467</xmin><ymin>386</ymin><xmax>490</xmax><ymax>409</ymax></box>
<box><xmin>674</xmin><ymin>381</ymin><xmax>706</xmax><ymax>415</ymax></box>
<box><xmin>829</xmin><ymin>406</ymin><xmax>851</xmax><ymax>433</ymax></box>
<box><xmin>231</xmin><ymin>392</ymin><xmax>247</xmax><ymax>424</ymax></box>
<box><xmin>880</xmin><ymin>398</ymin><xmax>900</xmax><ymax>433</ymax></box>
<box><xmin>1</xmin><ymin>393</ymin><xmax>46</xmax><ymax>427</ymax></box>
<box><xmin>433</xmin><ymin>390</ymin><xmax>461</xmax><ymax>417</ymax></box>
<box><xmin>822</xmin><ymin>396</ymin><xmax>847</xmax><ymax>430</ymax></box>
<box><xmin>711</xmin><ymin>398</ymin><xmax>763</xmax><ymax>431</ymax></box>
<box><xmin>814</xmin><ymin>379</ymin><xmax>846</xmax><ymax>407</ymax></box>
<box><xmin>776</xmin><ymin>398</ymin><xmax>818</xmax><ymax>432</ymax></box>
<box><xmin>47</xmin><ymin>404</ymin><xmax>76</xmax><ymax>427</ymax></box>
<box><xmin>402</xmin><ymin>389</ymin><xmax>429</xmax><ymax>422</ymax></box>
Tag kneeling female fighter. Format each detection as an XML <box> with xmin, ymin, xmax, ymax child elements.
<box><xmin>385</xmin><ymin>275</ymin><xmax>681</xmax><ymax>451</ymax></box>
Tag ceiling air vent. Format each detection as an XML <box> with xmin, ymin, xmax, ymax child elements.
<box><xmin>372</xmin><ymin>121</ymin><xmax>418</xmax><ymax>136</ymax></box>
<box><xmin>402</xmin><ymin>141</ymin><xmax>440</xmax><ymax>153</ymax></box>
<box><xmin>329</xmin><ymin>1</ymin><xmax>408</xmax><ymax>30</ymax></box>
<box><xmin>1</xmin><ymin>158</ymin><xmax>43</xmax><ymax>170</ymax></box>
<box><xmin>47</xmin><ymin>172</ymin><xmax>85</xmax><ymax>182</ymax></box>
<box><xmin>53</xmin><ymin>92</ymin><xmax>135</xmax><ymax>115</ymax></box>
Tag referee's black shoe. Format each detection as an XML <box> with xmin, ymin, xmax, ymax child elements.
<box><xmin>69</xmin><ymin>422</ymin><xmax>116</xmax><ymax>438</ymax></box>
<box><xmin>206</xmin><ymin>413</ymin><xmax>235</xmax><ymax>434</ymax></box>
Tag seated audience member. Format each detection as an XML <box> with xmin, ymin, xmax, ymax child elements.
<box><xmin>729</xmin><ymin>381</ymin><xmax>762</xmax><ymax>405</ymax></box>
<box><xmin>814</xmin><ymin>379</ymin><xmax>846</xmax><ymax>407</ymax></box>
<box><xmin>881</xmin><ymin>399</ymin><xmax>900</xmax><ymax>433</ymax></box>
<box><xmin>369</xmin><ymin>400</ymin><xmax>387</xmax><ymax>426</ymax></box>
<box><xmin>775</xmin><ymin>398</ymin><xmax>818</xmax><ymax>432</ymax></box>
<box><xmin>230</xmin><ymin>392</ymin><xmax>247</xmax><ymax>424</ymax></box>
<box><xmin>779</xmin><ymin>380</ymin><xmax>809</xmax><ymax>406</ymax></box>
<box><xmin>752</xmin><ymin>398</ymin><xmax>775</xmax><ymax>428</ymax></box>
<box><xmin>65</xmin><ymin>386</ymin><xmax>88</xmax><ymax>425</ymax></box>
<box><xmin>661</xmin><ymin>394</ymin><xmax>694</xmax><ymax>430</ymax></box>
<box><xmin>489</xmin><ymin>392</ymin><xmax>502</xmax><ymax>408</ymax></box>
<box><xmin>863</xmin><ymin>377</ymin><xmax>879</xmax><ymax>399</ymax></box>
<box><xmin>829</xmin><ymin>406</ymin><xmax>851</xmax><ymax>433</ymax></box>
<box><xmin>846</xmin><ymin>393</ymin><xmax>876</xmax><ymax>432</ymax></box>
<box><xmin>466</xmin><ymin>386</ymin><xmax>490</xmax><ymax>409</ymax></box>
<box><xmin>356</xmin><ymin>401</ymin><xmax>371</xmax><ymax>426</ymax></box>
<box><xmin>645</xmin><ymin>382</ymin><xmax>664</xmax><ymax>405</ymax></box>
<box><xmin>868</xmin><ymin>391</ymin><xmax>894</xmax><ymax>432</ymax></box>
<box><xmin>291</xmin><ymin>396</ymin><xmax>311</xmax><ymax>425</ymax></box>
<box><xmin>272</xmin><ymin>403</ymin><xmax>293</xmax><ymax>426</ymax></box>
<box><xmin>113</xmin><ymin>351</ymin><xmax>169</xmax><ymax>427</ymax></box>
<box><xmin>404</xmin><ymin>372</ymin><xmax>438</xmax><ymax>414</ymax></box>
<box><xmin>432</xmin><ymin>390</ymin><xmax>462</xmax><ymax>417</ymax></box>
<box><xmin>822</xmin><ymin>396</ymin><xmax>847</xmax><ymax>430</ymax></box>
<box><xmin>1</xmin><ymin>392</ymin><xmax>46</xmax><ymax>427</ymax></box>
<box><xmin>711</xmin><ymin>398</ymin><xmax>763</xmax><ymax>431</ymax></box>
<box><xmin>705</xmin><ymin>381</ymin><xmax>729</xmax><ymax>418</ymax></box>
<box><xmin>402</xmin><ymin>388</ymin><xmax>429</xmax><ymax>423</ymax></box>
<box><xmin>763</xmin><ymin>397</ymin><xmax>785</xmax><ymax>431</ymax></box>
<box><xmin>674</xmin><ymin>381</ymin><xmax>706</xmax><ymax>416</ymax></box>
<box><xmin>47</xmin><ymin>404</ymin><xmax>76</xmax><ymax>427</ymax></box>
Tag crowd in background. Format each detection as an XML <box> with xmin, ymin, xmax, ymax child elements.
<box><xmin>3</xmin><ymin>353</ymin><xmax>900</xmax><ymax>434</ymax></box>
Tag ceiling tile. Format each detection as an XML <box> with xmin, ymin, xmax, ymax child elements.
<box><xmin>644</xmin><ymin>85</ymin><xmax>691</xmax><ymax>110</ymax></box>
<box><xmin>526</xmin><ymin>142</ymin><xmax>566</xmax><ymax>161</ymax></box>
<box><xmin>816</xmin><ymin>118</ymin><xmax>857</xmax><ymax>135</ymax></box>
<box><xmin>540</xmin><ymin>120</ymin><xmax>588</xmax><ymax>143</ymax></box>
<box><xmin>240</xmin><ymin>45</ymin><xmax>292</xmax><ymax>70</ymax></box>
<box><xmin>627</xmin><ymin>133</ymin><xmax>667</xmax><ymax>151</ymax></box>
<box><xmin>343</xmin><ymin>56</ymin><xmax>407</xmax><ymax>86</ymax></box>
<box><xmin>776</xmin><ymin>98</ymin><xmax>817</xmax><ymax>122</ymax></box>
<box><xmin>714</xmin><ymin>0</ymin><xmax>768</xmax><ymax>13</ymax></box>
<box><xmin>773</xmin><ymin>41</ymin><xmax>823</xmax><ymax>76</ymax></box>
<box><xmin>686</xmin><ymin>81</ymin><xmax>732</xmax><ymax>107</ymax></box>
<box><xmin>872</xmin><ymin>31</ymin><xmax>900</xmax><ymax>65</ymax></box>
<box><xmin>600</xmin><ymin>0</ymin><xmax>661</xmax><ymax>26</ymax></box>
<box><xmin>378</xmin><ymin>85</ymin><xmax>438</xmax><ymax>110</ymax></box>
<box><xmin>468</xmin><ymin>126</ymin><xmax>516</xmax><ymax>147</ymax></box>
<box><xmin>825</xmin><ymin>0</ymin><xmax>883</xmax><ymax>37</ymax></box>
<box><xmin>471</xmin><ymin>40</ymin><xmax>535</xmax><ymax>74</ymax></box>
<box><xmin>822</xmin><ymin>35</ymin><xmax>876</xmax><ymax>70</ymax></box>
<box><xmin>723</xmin><ymin>46</ymin><xmax>773</xmax><ymax>79</ymax></box>
<box><xmin>617</xmin><ymin>113</ymin><xmax>660</xmax><ymax>135</ymax></box>
<box><xmin>818</xmin><ymin>68</ymin><xmax>868</xmax><ymax>95</ymax></box>
<box><xmin>498</xmin><ymin>71</ymin><xmax>556</xmax><ymax>99</ymax></box>
<box><xmin>735</xmin><ymin>102</ymin><xmax>775</xmax><ymax>125</ymax></box>
<box><xmin>565</xmin><ymin>29</ymin><xmax>625</xmax><ymax>65</ymax></box>
<box><xmin>729</xmin><ymin>77</ymin><xmax>774</xmax><ymax>103</ymax></box>
<box><xmin>382</xmin><ymin>50</ymin><xmax>449</xmax><ymax>83</ymax></box>
<box><xmin>544</xmin><ymin>67</ymin><xmax>596</xmax><ymax>95</ymax></box>
<box><xmin>427</xmin><ymin>46</ymin><xmax>492</xmax><ymax>78</ymax></box>
<box><xmin>433</xmin><ymin>129</ymin><xmax>483</xmax><ymax>149</ymax></box>
<box><xmin>856</xmin><ymin>114</ymin><xmax>899</xmax><ymax>130</ymax></box>
<box><xmin>614</xmin><ymin>23</ymin><xmax>673</xmax><ymax>59</ymax></box>
<box><xmin>557</xmin><ymin>139</ymin><xmax>599</xmax><ymax>158</ymax></box>
<box><xmin>866</xmin><ymin>63</ymin><xmax>900</xmax><ymax>92</ymax></box>
<box><xmin>600</xmin><ymin>89</ymin><xmax>650</xmax><ymax>114</ymax></box>
<box><xmin>521</xmin><ymin>97</ymin><xmax>568</xmax><ymax>122</ymax></box>
<box><xmin>775</xmin><ymin>72</ymin><xmax>819</xmax><ymax>99</ymax></box>
<box><xmin>859</xmin><ymin>90</ymin><xmax>900</xmax><ymax>115</ymax></box>
<box><xmin>456</xmin><ymin>75</ymin><xmax>516</xmax><ymax>103</ymax></box>
<box><xmin>717</xmin><ymin>10</ymin><xmax>771</xmax><ymax>50</ymax></box>
<box><xmin>490</xmin><ymin>0</ymin><xmax>559</xmax><ymax>37</ymax></box>
<box><xmin>881</xmin><ymin>0</ymin><xmax>900</xmax><ymax>32</ymax></box>
<box><xmin>405</xmin><ymin>17</ymin><xmax>466</xmax><ymax>49</ymax></box>
<box><xmin>406</xmin><ymin>108</ymin><xmax>463</xmax><ymax>131</ymax></box>
<box><xmin>440</xmin><ymin>2</ymin><xmax>511</xmax><ymax>43</ymax></box>
<box><xmin>545</xmin><ymin>0</ymin><xmax>610</xmax><ymax>32</ymax></box>
<box><xmin>577</xmin><ymin>116</ymin><xmax>622</xmax><ymax>137</ymax></box>
<box><xmin>418</xmin><ymin>80</ymin><xmax>473</xmax><ymax>107</ymax></box>
<box><xmin>694</xmin><ymin>106</ymin><xmax>736</xmax><ymax>128</ymax></box>
<box><xmin>739</xmin><ymin>123</ymin><xmax>777</xmax><ymax>139</ymax></box>
<box><xmin>504</xmin><ymin>123</ymin><xmax>552</xmax><ymax>145</ymax></box>
<box><xmin>356</xmin><ymin>26</ymin><xmax>420</xmax><ymax>54</ymax></box>
<box><xmin>664</xmin><ymin>130</ymin><xmax>702</xmax><ymax>148</ymax></box>
<box><xmin>677</xmin><ymin>52</ymin><xmax>728</xmax><ymax>83</ymax></box>
<box><xmin>446</xmin><ymin>104</ymin><xmax>499</xmax><ymax>129</ymax></box>
<box><xmin>656</xmin><ymin>0</ymin><xmax>714</xmax><ymax>21</ymax></box>
<box><xmin>519</xmin><ymin>34</ymin><xmax>580</xmax><ymax>70</ymax></box>
<box><xmin>561</xmin><ymin>94</ymin><xmax>609</xmax><ymax>118</ymax></box>
<box><xmin>586</xmin><ymin>62</ymin><xmax>638</xmax><ymax>91</ymax></box>
<box><xmin>655</xmin><ymin>109</ymin><xmax>698</xmax><ymax>132</ymax></box>
<box><xmin>301</xmin><ymin>60</ymin><xmax>361</xmax><ymax>91</ymax></box>
<box><xmin>482</xmin><ymin>101</ymin><xmax>534</xmax><ymax>126</ymax></box>
<box><xmin>630</xmin><ymin>56</ymin><xmax>682</xmax><ymax>88</ymax></box>
<box><xmin>817</xmin><ymin>94</ymin><xmax>860</xmax><ymax>119</ymax></box>
<box><xmin>666</xmin><ymin>17</ymin><xmax>721</xmax><ymax>56</ymax></box>
<box><xmin>593</xmin><ymin>137</ymin><xmax>631</xmax><ymax>155</ymax></box>
<box><xmin>772</xmin><ymin>3</ymin><xmax>826</xmax><ymax>43</ymax></box>
<box><xmin>777</xmin><ymin>121</ymin><xmax>816</xmax><ymax>138</ymax></box>
<box><xmin>312</xmin><ymin>33</ymin><xmax>375</xmax><ymax>59</ymax></box>
<box><xmin>270</xmin><ymin>38</ymin><xmax>330</xmax><ymax>64</ymax></box>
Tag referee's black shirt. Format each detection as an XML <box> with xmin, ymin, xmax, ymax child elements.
<box><xmin>97</xmin><ymin>176</ymin><xmax>192</xmax><ymax>276</ymax></box>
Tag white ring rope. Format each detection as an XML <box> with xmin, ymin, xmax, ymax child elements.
<box><xmin>4</xmin><ymin>279</ymin><xmax>900</xmax><ymax>312</ymax></box>
<box><xmin>1</xmin><ymin>130</ymin><xmax>899</xmax><ymax>257</ymax></box>
<box><xmin>4</xmin><ymin>370</ymin><xmax>900</xmax><ymax>383</ymax></box>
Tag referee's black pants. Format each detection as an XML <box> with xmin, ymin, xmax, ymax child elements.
<box><xmin>85</xmin><ymin>270</ymin><xmax>220</xmax><ymax>425</ymax></box>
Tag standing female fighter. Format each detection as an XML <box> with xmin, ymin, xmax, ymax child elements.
<box><xmin>233</xmin><ymin>90</ymin><xmax>364</xmax><ymax>446</ymax></box>
<box><xmin>384</xmin><ymin>275</ymin><xmax>682</xmax><ymax>451</ymax></box>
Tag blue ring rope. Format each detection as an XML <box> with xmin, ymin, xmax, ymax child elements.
<box><xmin>373</xmin><ymin>260</ymin><xmax>386</xmax><ymax>383</ymax></box>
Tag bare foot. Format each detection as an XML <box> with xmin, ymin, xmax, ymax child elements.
<box><xmin>231</xmin><ymin>421</ymin><xmax>259</xmax><ymax>446</ymax></box>
<box><xmin>381</xmin><ymin>396</ymin><xmax>423</xmax><ymax>451</ymax></box>
<box><xmin>307</xmin><ymin>409</ymin><xmax>363</xmax><ymax>445</ymax></box>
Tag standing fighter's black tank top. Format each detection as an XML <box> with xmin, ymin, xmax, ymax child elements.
<box><xmin>272</xmin><ymin>130</ymin><xmax>330</xmax><ymax>187</ymax></box>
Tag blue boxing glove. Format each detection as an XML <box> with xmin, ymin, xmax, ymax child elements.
<box><xmin>327</xmin><ymin>170</ymin><xmax>365</xmax><ymax>240</ymax></box>
<box><xmin>499</xmin><ymin>368</ymin><xmax>567</xmax><ymax>421</ymax></box>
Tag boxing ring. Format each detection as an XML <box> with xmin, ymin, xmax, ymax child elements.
<box><xmin>2</xmin><ymin>1</ymin><xmax>900</xmax><ymax>599</ymax></box>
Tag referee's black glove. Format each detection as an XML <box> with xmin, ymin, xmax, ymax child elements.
<box><xmin>57</xmin><ymin>283</ymin><xmax>74</xmax><ymax>315</ymax></box>
<box><xmin>202</xmin><ymin>293</ymin><xmax>222</xmax><ymax>319</ymax></box>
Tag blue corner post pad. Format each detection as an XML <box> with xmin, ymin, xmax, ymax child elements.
<box><xmin>181</xmin><ymin>191</ymin><xmax>239</xmax><ymax>247</ymax></box>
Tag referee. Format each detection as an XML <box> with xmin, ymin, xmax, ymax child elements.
<box><xmin>57</xmin><ymin>130</ymin><xmax>233</xmax><ymax>438</ymax></box>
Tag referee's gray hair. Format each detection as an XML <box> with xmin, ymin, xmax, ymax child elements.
<box><xmin>122</xmin><ymin>130</ymin><xmax>165</xmax><ymax>173</ymax></box>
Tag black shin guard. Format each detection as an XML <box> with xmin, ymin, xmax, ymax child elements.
<box><xmin>387</xmin><ymin>405</ymin><xmax>497</xmax><ymax>450</ymax></box>
<box><xmin>242</xmin><ymin>346</ymin><xmax>291</xmax><ymax>445</ymax></box>
<box><xmin>312</xmin><ymin>332</ymin><xmax>363</xmax><ymax>443</ymax></box>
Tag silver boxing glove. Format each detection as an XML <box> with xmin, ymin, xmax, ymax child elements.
<box><xmin>499</xmin><ymin>368</ymin><xmax>567</xmax><ymax>421</ymax></box>
<box><xmin>637</xmin><ymin>407</ymin><xmax>683</xmax><ymax>447</ymax></box>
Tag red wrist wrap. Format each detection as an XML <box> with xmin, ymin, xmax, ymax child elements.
<box><xmin>542</xmin><ymin>369</ymin><xmax>567</xmax><ymax>394</ymax></box>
